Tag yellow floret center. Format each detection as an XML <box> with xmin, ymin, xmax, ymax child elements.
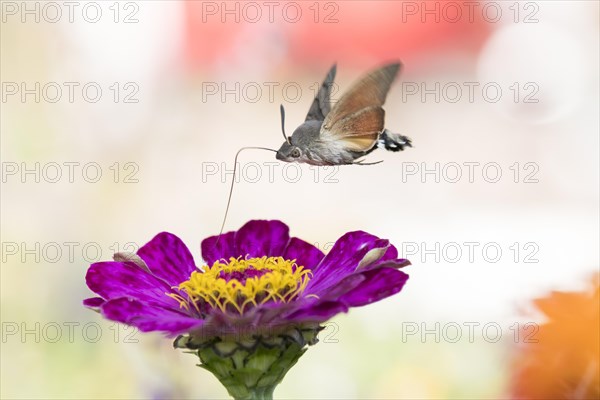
<box><xmin>168</xmin><ymin>256</ymin><xmax>311</xmax><ymax>315</ymax></box>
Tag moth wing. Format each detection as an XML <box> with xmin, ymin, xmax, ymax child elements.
<box><xmin>319</xmin><ymin>62</ymin><xmax>400</xmax><ymax>152</ymax></box>
<box><xmin>320</xmin><ymin>106</ymin><xmax>385</xmax><ymax>152</ymax></box>
<box><xmin>305</xmin><ymin>64</ymin><xmax>337</xmax><ymax>121</ymax></box>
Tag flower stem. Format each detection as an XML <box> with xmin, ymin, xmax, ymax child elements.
<box><xmin>241</xmin><ymin>386</ymin><xmax>274</xmax><ymax>400</ymax></box>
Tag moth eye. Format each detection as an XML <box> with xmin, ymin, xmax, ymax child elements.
<box><xmin>291</xmin><ymin>148</ymin><xmax>301</xmax><ymax>158</ymax></box>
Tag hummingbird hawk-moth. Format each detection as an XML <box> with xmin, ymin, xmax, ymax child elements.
<box><xmin>276</xmin><ymin>62</ymin><xmax>411</xmax><ymax>166</ymax></box>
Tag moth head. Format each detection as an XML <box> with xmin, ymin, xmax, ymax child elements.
<box><xmin>276</xmin><ymin>141</ymin><xmax>303</xmax><ymax>161</ymax></box>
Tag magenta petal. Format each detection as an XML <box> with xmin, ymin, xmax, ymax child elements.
<box><xmin>235</xmin><ymin>220</ymin><xmax>290</xmax><ymax>258</ymax></box>
<box><xmin>86</xmin><ymin>261</ymin><xmax>180</xmax><ymax>309</ymax></box>
<box><xmin>201</xmin><ymin>231</ymin><xmax>236</xmax><ymax>265</ymax></box>
<box><xmin>374</xmin><ymin>244</ymin><xmax>399</xmax><ymax>265</ymax></box>
<box><xmin>340</xmin><ymin>268</ymin><xmax>409</xmax><ymax>307</ymax></box>
<box><xmin>101</xmin><ymin>297</ymin><xmax>203</xmax><ymax>335</ymax></box>
<box><xmin>83</xmin><ymin>297</ymin><xmax>105</xmax><ymax>308</ymax></box>
<box><xmin>283</xmin><ymin>237</ymin><xmax>325</xmax><ymax>270</ymax></box>
<box><xmin>306</xmin><ymin>231</ymin><xmax>389</xmax><ymax>294</ymax></box>
<box><xmin>285</xmin><ymin>300</ymin><xmax>348</xmax><ymax>322</ymax></box>
<box><xmin>373</xmin><ymin>257</ymin><xmax>411</xmax><ymax>270</ymax></box>
<box><xmin>360</xmin><ymin>240</ymin><xmax>410</xmax><ymax>271</ymax></box>
<box><xmin>137</xmin><ymin>232</ymin><xmax>197</xmax><ymax>286</ymax></box>
<box><xmin>306</xmin><ymin>272</ymin><xmax>366</xmax><ymax>300</ymax></box>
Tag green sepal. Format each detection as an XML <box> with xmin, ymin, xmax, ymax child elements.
<box><xmin>175</xmin><ymin>324</ymin><xmax>322</xmax><ymax>400</ymax></box>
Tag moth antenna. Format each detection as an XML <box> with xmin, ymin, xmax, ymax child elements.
<box><xmin>218</xmin><ymin>146</ymin><xmax>278</xmax><ymax>241</ymax></box>
<box><xmin>280</xmin><ymin>104</ymin><xmax>291</xmax><ymax>144</ymax></box>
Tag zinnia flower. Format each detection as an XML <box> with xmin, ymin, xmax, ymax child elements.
<box><xmin>84</xmin><ymin>220</ymin><xmax>410</xmax><ymax>399</ymax></box>
<box><xmin>511</xmin><ymin>273</ymin><xmax>600</xmax><ymax>399</ymax></box>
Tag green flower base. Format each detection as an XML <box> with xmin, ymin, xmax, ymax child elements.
<box><xmin>174</xmin><ymin>325</ymin><xmax>322</xmax><ymax>400</ymax></box>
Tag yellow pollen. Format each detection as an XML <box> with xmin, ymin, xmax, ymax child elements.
<box><xmin>168</xmin><ymin>256</ymin><xmax>311</xmax><ymax>315</ymax></box>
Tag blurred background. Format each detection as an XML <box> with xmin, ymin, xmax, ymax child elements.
<box><xmin>1</xmin><ymin>1</ymin><xmax>598</xmax><ymax>398</ymax></box>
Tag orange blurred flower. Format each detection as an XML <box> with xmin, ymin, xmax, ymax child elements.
<box><xmin>512</xmin><ymin>274</ymin><xmax>600</xmax><ymax>399</ymax></box>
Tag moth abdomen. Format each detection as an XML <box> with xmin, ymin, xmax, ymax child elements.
<box><xmin>378</xmin><ymin>129</ymin><xmax>412</xmax><ymax>152</ymax></box>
